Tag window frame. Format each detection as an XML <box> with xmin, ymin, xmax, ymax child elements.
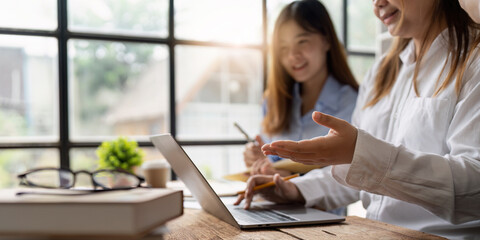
<box><xmin>0</xmin><ymin>0</ymin><xmax>375</xmax><ymax>170</ymax></box>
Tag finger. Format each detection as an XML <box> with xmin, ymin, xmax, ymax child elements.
<box><xmin>262</xmin><ymin>150</ymin><xmax>276</xmax><ymax>156</ymax></box>
<box><xmin>272</xmin><ymin>174</ymin><xmax>289</xmax><ymax>197</ymax></box>
<box><xmin>273</xmin><ymin>173</ymin><xmax>301</xmax><ymax>203</ymax></box>
<box><xmin>244</xmin><ymin>184</ymin><xmax>255</xmax><ymax>209</ymax></box>
<box><xmin>312</xmin><ymin>111</ymin><xmax>350</xmax><ymax>134</ymax></box>
<box><xmin>273</xmin><ymin>174</ymin><xmax>285</xmax><ymax>190</ymax></box>
<box><xmin>244</xmin><ymin>190</ymin><xmax>254</xmax><ymax>209</ymax></box>
<box><xmin>270</xmin><ymin>139</ymin><xmax>325</xmax><ymax>154</ymax></box>
<box><xmin>234</xmin><ymin>194</ymin><xmax>244</xmax><ymax>205</ymax></box>
<box><xmin>242</xmin><ymin>175</ymin><xmax>273</xmax><ymax>209</ymax></box>
<box><xmin>269</xmin><ymin>140</ymin><xmax>304</xmax><ymax>153</ymax></box>
<box><xmin>262</xmin><ymin>143</ymin><xmax>286</xmax><ymax>155</ymax></box>
<box><xmin>260</xmin><ymin>160</ymin><xmax>272</xmax><ymax>175</ymax></box>
<box><xmin>261</xmin><ymin>144</ymin><xmax>280</xmax><ymax>157</ymax></box>
<box><xmin>255</xmin><ymin>135</ymin><xmax>265</xmax><ymax>146</ymax></box>
<box><xmin>243</xmin><ymin>177</ymin><xmax>256</xmax><ymax>209</ymax></box>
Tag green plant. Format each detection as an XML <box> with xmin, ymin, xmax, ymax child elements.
<box><xmin>96</xmin><ymin>137</ymin><xmax>144</xmax><ymax>173</ymax></box>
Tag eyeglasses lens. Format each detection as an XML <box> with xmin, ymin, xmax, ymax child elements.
<box><xmin>93</xmin><ymin>171</ymin><xmax>140</xmax><ymax>189</ymax></box>
<box><xmin>25</xmin><ymin>169</ymin><xmax>74</xmax><ymax>188</ymax></box>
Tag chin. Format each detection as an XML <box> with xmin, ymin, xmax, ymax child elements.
<box><xmin>293</xmin><ymin>78</ymin><xmax>309</xmax><ymax>83</ymax></box>
<box><xmin>387</xmin><ymin>26</ymin><xmax>402</xmax><ymax>37</ymax></box>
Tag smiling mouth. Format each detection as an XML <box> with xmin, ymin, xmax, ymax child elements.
<box><xmin>382</xmin><ymin>9</ymin><xmax>399</xmax><ymax>24</ymax></box>
<box><xmin>292</xmin><ymin>63</ymin><xmax>307</xmax><ymax>71</ymax></box>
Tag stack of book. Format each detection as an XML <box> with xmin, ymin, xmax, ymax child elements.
<box><xmin>0</xmin><ymin>188</ymin><xmax>183</xmax><ymax>239</ymax></box>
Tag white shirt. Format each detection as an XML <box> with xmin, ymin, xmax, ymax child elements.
<box><xmin>292</xmin><ymin>30</ymin><xmax>480</xmax><ymax>239</ymax></box>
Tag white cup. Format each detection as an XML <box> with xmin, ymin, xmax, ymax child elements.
<box><xmin>142</xmin><ymin>159</ymin><xmax>171</xmax><ymax>188</ymax></box>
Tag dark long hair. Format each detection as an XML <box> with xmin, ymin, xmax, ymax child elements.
<box><xmin>263</xmin><ymin>0</ymin><xmax>358</xmax><ymax>135</ymax></box>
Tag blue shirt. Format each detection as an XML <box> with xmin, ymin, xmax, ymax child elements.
<box><xmin>262</xmin><ymin>75</ymin><xmax>358</xmax><ymax>162</ymax></box>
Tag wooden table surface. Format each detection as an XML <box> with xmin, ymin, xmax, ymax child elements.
<box><xmin>158</xmin><ymin>208</ymin><xmax>446</xmax><ymax>240</ymax></box>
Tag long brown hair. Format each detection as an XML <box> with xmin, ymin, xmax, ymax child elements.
<box><xmin>365</xmin><ymin>0</ymin><xmax>480</xmax><ymax>108</ymax></box>
<box><xmin>262</xmin><ymin>0</ymin><xmax>358</xmax><ymax>136</ymax></box>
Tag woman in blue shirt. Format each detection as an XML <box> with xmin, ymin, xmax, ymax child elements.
<box><xmin>244</xmin><ymin>0</ymin><xmax>358</xmax><ymax>177</ymax></box>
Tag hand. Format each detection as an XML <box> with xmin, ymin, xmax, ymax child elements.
<box><xmin>234</xmin><ymin>174</ymin><xmax>305</xmax><ymax>209</ymax></box>
<box><xmin>243</xmin><ymin>135</ymin><xmax>265</xmax><ymax>167</ymax></box>
<box><xmin>250</xmin><ymin>157</ymin><xmax>292</xmax><ymax>176</ymax></box>
<box><xmin>262</xmin><ymin>112</ymin><xmax>358</xmax><ymax>166</ymax></box>
<box><xmin>250</xmin><ymin>157</ymin><xmax>276</xmax><ymax>175</ymax></box>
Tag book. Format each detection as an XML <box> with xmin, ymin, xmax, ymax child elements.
<box><xmin>0</xmin><ymin>188</ymin><xmax>183</xmax><ymax>239</ymax></box>
<box><xmin>223</xmin><ymin>158</ymin><xmax>327</xmax><ymax>182</ymax></box>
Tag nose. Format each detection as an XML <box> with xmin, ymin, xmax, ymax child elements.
<box><xmin>287</xmin><ymin>46</ymin><xmax>301</xmax><ymax>61</ymax></box>
<box><xmin>373</xmin><ymin>0</ymin><xmax>387</xmax><ymax>8</ymax></box>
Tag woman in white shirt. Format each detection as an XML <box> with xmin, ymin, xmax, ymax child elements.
<box><xmin>236</xmin><ymin>0</ymin><xmax>480</xmax><ymax>238</ymax></box>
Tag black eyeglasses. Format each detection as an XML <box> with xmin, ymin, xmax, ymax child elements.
<box><xmin>17</xmin><ymin>167</ymin><xmax>145</xmax><ymax>193</ymax></box>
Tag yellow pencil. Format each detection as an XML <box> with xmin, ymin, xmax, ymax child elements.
<box><xmin>237</xmin><ymin>173</ymin><xmax>300</xmax><ymax>195</ymax></box>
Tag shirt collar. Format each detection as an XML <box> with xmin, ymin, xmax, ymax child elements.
<box><xmin>399</xmin><ymin>40</ymin><xmax>416</xmax><ymax>65</ymax></box>
<box><xmin>399</xmin><ymin>28</ymin><xmax>449</xmax><ymax>65</ymax></box>
<box><xmin>317</xmin><ymin>75</ymin><xmax>342</xmax><ymax>112</ymax></box>
<box><xmin>292</xmin><ymin>75</ymin><xmax>342</xmax><ymax>112</ymax></box>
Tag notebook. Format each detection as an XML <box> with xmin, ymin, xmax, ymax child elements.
<box><xmin>150</xmin><ymin>134</ymin><xmax>345</xmax><ymax>229</ymax></box>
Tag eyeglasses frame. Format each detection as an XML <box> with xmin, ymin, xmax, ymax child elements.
<box><xmin>17</xmin><ymin>167</ymin><xmax>145</xmax><ymax>190</ymax></box>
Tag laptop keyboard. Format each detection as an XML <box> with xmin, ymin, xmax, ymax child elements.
<box><xmin>233</xmin><ymin>208</ymin><xmax>299</xmax><ymax>223</ymax></box>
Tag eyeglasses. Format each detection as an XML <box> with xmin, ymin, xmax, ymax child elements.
<box><xmin>17</xmin><ymin>167</ymin><xmax>145</xmax><ymax>191</ymax></box>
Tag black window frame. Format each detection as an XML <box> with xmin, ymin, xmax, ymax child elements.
<box><xmin>0</xmin><ymin>0</ymin><xmax>375</xmax><ymax>170</ymax></box>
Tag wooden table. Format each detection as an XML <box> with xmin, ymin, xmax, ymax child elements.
<box><xmin>156</xmin><ymin>209</ymin><xmax>446</xmax><ymax>240</ymax></box>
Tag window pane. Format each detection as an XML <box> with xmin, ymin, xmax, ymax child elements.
<box><xmin>71</xmin><ymin>147</ymin><xmax>164</xmax><ymax>187</ymax></box>
<box><xmin>0</xmin><ymin>0</ymin><xmax>57</xmax><ymax>30</ymax></box>
<box><xmin>69</xmin><ymin>40</ymin><xmax>169</xmax><ymax>141</ymax></box>
<box><xmin>267</xmin><ymin>0</ymin><xmax>344</xmax><ymax>43</ymax></box>
<box><xmin>183</xmin><ymin>145</ymin><xmax>245</xmax><ymax>180</ymax></box>
<box><xmin>348</xmin><ymin>55</ymin><xmax>375</xmax><ymax>84</ymax></box>
<box><xmin>0</xmin><ymin>35</ymin><xmax>58</xmax><ymax>142</ymax></box>
<box><xmin>348</xmin><ymin>0</ymin><xmax>377</xmax><ymax>51</ymax></box>
<box><xmin>175</xmin><ymin>46</ymin><xmax>263</xmax><ymax>141</ymax></box>
<box><xmin>0</xmin><ymin>149</ymin><xmax>59</xmax><ymax>189</ymax></box>
<box><xmin>320</xmin><ymin>0</ymin><xmax>344</xmax><ymax>43</ymax></box>
<box><xmin>68</xmin><ymin>0</ymin><xmax>169</xmax><ymax>37</ymax></box>
<box><xmin>175</xmin><ymin>0</ymin><xmax>262</xmax><ymax>44</ymax></box>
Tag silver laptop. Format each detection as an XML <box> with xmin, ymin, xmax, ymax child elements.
<box><xmin>150</xmin><ymin>134</ymin><xmax>345</xmax><ymax>229</ymax></box>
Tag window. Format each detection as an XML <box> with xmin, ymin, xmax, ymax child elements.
<box><xmin>0</xmin><ymin>0</ymin><xmax>377</xmax><ymax>188</ymax></box>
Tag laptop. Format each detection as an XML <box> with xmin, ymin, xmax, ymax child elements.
<box><xmin>150</xmin><ymin>134</ymin><xmax>345</xmax><ymax>229</ymax></box>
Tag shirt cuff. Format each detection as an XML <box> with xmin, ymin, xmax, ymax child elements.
<box><xmin>291</xmin><ymin>169</ymin><xmax>328</xmax><ymax>208</ymax></box>
<box><xmin>333</xmin><ymin>128</ymin><xmax>396</xmax><ymax>192</ymax></box>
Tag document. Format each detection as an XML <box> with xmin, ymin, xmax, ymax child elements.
<box><xmin>223</xmin><ymin>158</ymin><xmax>326</xmax><ymax>182</ymax></box>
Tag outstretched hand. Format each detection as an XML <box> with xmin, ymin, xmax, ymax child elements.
<box><xmin>262</xmin><ymin>111</ymin><xmax>358</xmax><ymax>166</ymax></box>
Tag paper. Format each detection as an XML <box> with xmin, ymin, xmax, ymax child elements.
<box><xmin>222</xmin><ymin>158</ymin><xmax>327</xmax><ymax>182</ymax></box>
<box><xmin>167</xmin><ymin>180</ymin><xmax>246</xmax><ymax>197</ymax></box>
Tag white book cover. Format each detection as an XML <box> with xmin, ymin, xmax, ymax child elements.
<box><xmin>0</xmin><ymin>188</ymin><xmax>183</xmax><ymax>239</ymax></box>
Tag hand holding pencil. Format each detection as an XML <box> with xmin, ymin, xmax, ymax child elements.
<box><xmin>236</xmin><ymin>173</ymin><xmax>299</xmax><ymax>195</ymax></box>
<box><xmin>234</xmin><ymin>173</ymin><xmax>305</xmax><ymax>209</ymax></box>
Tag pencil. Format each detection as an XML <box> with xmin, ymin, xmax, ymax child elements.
<box><xmin>233</xmin><ymin>122</ymin><xmax>253</xmax><ymax>142</ymax></box>
<box><xmin>237</xmin><ymin>173</ymin><xmax>300</xmax><ymax>195</ymax></box>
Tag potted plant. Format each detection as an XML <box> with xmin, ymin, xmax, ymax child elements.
<box><xmin>96</xmin><ymin>137</ymin><xmax>144</xmax><ymax>174</ymax></box>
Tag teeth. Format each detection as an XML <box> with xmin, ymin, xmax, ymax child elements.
<box><xmin>293</xmin><ymin>63</ymin><xmax>306</xmax><ymax>69</ymax></box>
<box><xmin>384</xmin><ymin>10</ymin><xmax>397</xmax><ymax>20</ymax></box>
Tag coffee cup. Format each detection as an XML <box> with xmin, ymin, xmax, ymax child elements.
<box><xmin>142</xmin><ymin>159</ymin><xmax>171</xmax><ymax>188</ymax></box>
